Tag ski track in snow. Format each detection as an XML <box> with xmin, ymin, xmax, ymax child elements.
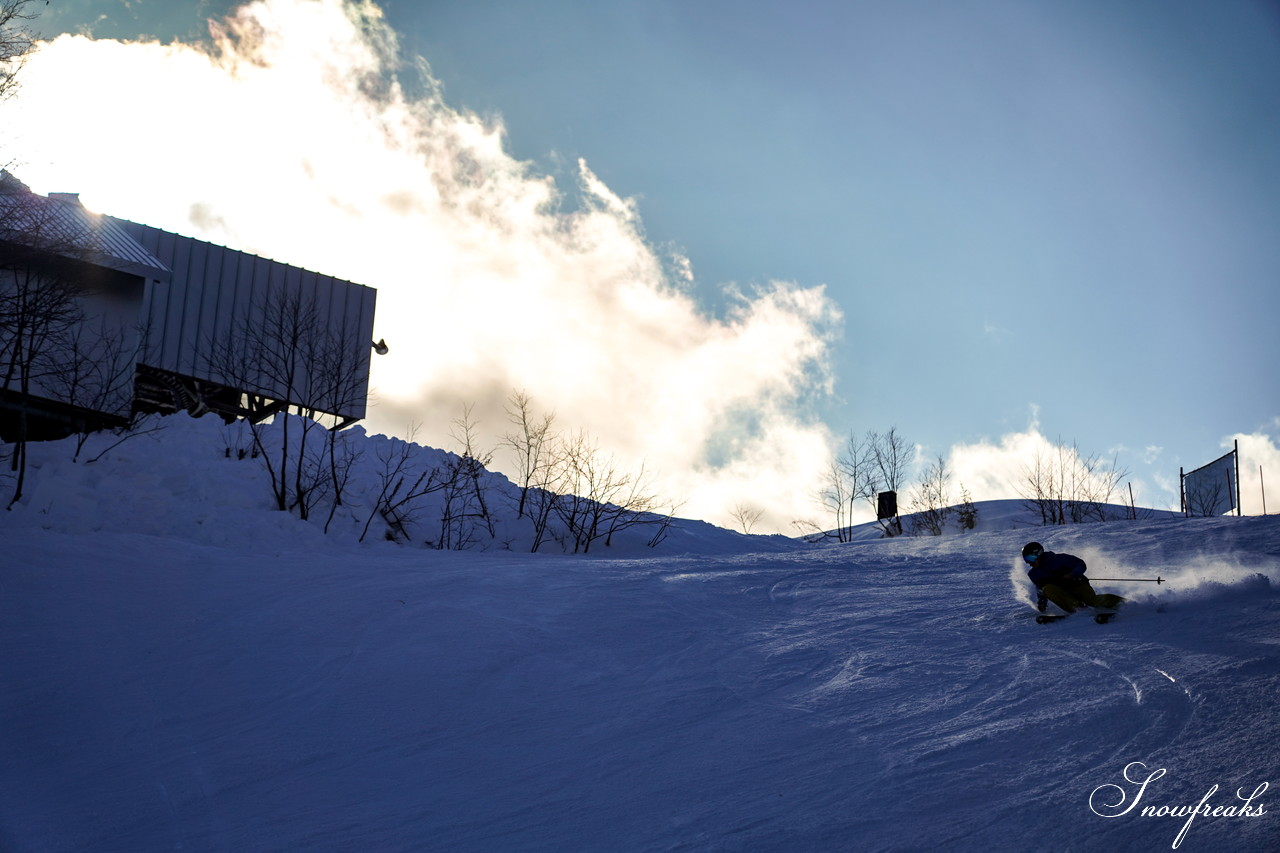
<box><xmin>4</xmin><ymin>525</ymin><xmax>1279</xmax><ymax>852</ymax></box>
<box><xmin>2</xmin><ymin>418</ymin><xmax>1279</xmax><ymax>852</ymax></box>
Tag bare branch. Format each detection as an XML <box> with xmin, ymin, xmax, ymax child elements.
<box><xmin>729</xmin><ymin>503</ymin><xmax>765</xmax><ymax>535</ymax></box>
<box><xmin>1</xmin><ymin>0</ymin><xmax>41</xmax><ymax>104</ymax></box>
<box><xmin>908</xmin><ymin>453</ymin><xmax>951</xmax><ymax>536</ymax></box>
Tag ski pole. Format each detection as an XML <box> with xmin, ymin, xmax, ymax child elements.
<box><xmin>1091</xmin><ymin>577</ymin><xmax>1165</xmax><ymax>584</ymax></box>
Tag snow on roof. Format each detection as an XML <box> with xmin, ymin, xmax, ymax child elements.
<box><xmin>0</xmin><ymin>171</ymin><xmax>171</xmax><ymax>282</ymax></box>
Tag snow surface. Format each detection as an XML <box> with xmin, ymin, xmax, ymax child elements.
<box><xmin>2</xmin><ymin>415</ymin><xmax>1279</xmax><ymax>852</ymax></box>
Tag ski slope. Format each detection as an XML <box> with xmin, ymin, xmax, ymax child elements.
<box><xmin>2</xmin><ymin>418</ymin><xmax>1278</xmax><ymax>852</ymax></box>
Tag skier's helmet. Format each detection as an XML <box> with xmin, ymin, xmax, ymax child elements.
<box><xmin>1022</xmin><ymin>542</ymin><xmax>1044</xmax><ymax>563</ymax></box>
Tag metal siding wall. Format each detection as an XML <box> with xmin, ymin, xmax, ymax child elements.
<box><xmin>117</xmin><ymin>220</ymin><xmax>375</xmax><ymax>421</ymax></box>
<box><xmin>245</xmin><ymin>256</ymin><xmax>272</xmax><ymax>396</ymax></box>
<box><xmin>213</xmin><ymin>249</ymin><xmax>239</xmax><ymax>369</ymax></box>
<box><xmin>154</xmin><ymin>225</ymin><xmax>180</xmax><ymax>366</ymax></box>
<box><xmin>185</xmin><ymin>236</ymin><xmax>209</xmax><ymax>373</ymax></box>
<box><xmin>170</xmin><ymin>235</ymin><xmax>197</xmax><ymax>375</ymax></box>
<box><xmin>349</xmin><ymin>278</ymin><xmax>376</xmax><ymax>420</ymax></box>
<box><xmin>206</xmin><ymin>245</ymin><xmax>229</xmax><ymax>376</ymax></box>
<box><xmin>136</xmin><ymin>229</ymin><xmax>167</xmax><ymax>366</ymax></box>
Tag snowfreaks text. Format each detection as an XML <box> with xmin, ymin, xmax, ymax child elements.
<box><xmin>1089</xmin><ymin>761</ymin><xmax>1268</xmax><ymax>849</ymax></box>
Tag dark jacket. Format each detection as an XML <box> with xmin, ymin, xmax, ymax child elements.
<box><xmin>1026</xmin><ymin>551</ymin><xmax>1087</xmax><ymax>589</ymax></box>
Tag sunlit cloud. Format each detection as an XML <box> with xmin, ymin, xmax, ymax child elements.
<box><xmin>944</xmin><ymin>418</ymin><xmax>1165</xmax><ymax>512</ymax></box>
<box><xmin>946</xmin><ymin>427</ymin><xmax>1053</xmax><ymax>503</ymax></box>
<box><xmin>1227</xmin><ymin>427</ymin><xmax>1280</xmax><ymax>516</ymax></box>
<box><xmin>0</xmin><ymin>0</ymin><xmax>841</xmax><ymax>529</ymax></box>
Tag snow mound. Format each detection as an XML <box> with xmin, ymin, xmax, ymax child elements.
<box><xmin>1</xmin><ymin>413</ymin><xmax>786</xmax><ymax>556</ymax></box>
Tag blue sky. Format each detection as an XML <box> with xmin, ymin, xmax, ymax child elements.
<box><xmin>9</xmin><ymin>0</ymin><xmax>1280</xmax><ymax>524</ymax></box>
<box><xmin>397</xmin><ymin>0</ymin><xmax>1280</xmax><ymax>446</ymax></box>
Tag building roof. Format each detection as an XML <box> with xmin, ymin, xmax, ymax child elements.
<box><xmin>0</xmin><ymin>171</ymin><xmax>171</xmax><ymax>282</ymax></box>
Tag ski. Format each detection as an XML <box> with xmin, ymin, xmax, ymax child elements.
<box><xmin>1034</xmin><ymin>608</ymin><xmax>1118</xmax><ymax>625</ymax></box>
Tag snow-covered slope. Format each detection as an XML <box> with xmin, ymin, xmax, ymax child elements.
<box><xmin>2</xmin><ymin>417</ymin><xmax>1278</xmax><ymax>852</ymax></box>
<box><xmin>0</xmin><ymin>414</ymin><xmax>777</xmax><ymax>556</ymax></box>
<box><xmin>831</xmin><ymin>498</ymin><xmax>1184</xmax><ymax>543</ymax></box>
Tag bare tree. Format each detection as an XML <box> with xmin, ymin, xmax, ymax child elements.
<box><xmin>80</xmin><ymin>414</ymin><xmax>167</xmax><ymax>466</ymax></box>
<box><xmin>519</xmin><ymin>417</ymin><xmax>567</xmax><ymax>553</ymax></box>
<box><xmin>0</xmin><ymin>251</ymin><xmax>85</xmax><ymax>508</ymax></box>
<box><xmin>730</xmin><ymin>503</ymin><xmax>765</xmax><ymax>534</ymax></box>
<box><xmin>600</xmin><ymin>459</ymin><xmax>662</xmax><ymax>547</ymax></box>
<box><xmin>818</xmin><ymin>430</ymin><xmax>873</xmax><ymax>541</ymax></box>
<box><xmin>1</xmin><ymin>0</ymin><xmax>40</xmax><ymax>105</ymax></box>
<box><xmin>203</xmin><ymin>286</ymin><xmax>369</xmax><ymax>521</ymax></box>
<box><xmin>818</xmin><ymin>428</ymin><xmax>911</xmax><ymax>541</ymax></box>
<box><xmin>53</xmin><ymin>315</ymin><xmax>152</xmax><ymax>458</ymax></box>
<box><xmin>525</xmin><ymin>457</ymin><xmax>561</xmax><ymax>553</ymax></box>
<box><xmin>1186</xmin><ymin>478</ymin><xmax>1229</xmax><ymax>518</ymax></box>
<box><xmin>1020</xmin><ymin>446</ymin><xmax>1060</xmax><ymax>525</ymax></box>
<box><xmin>322</xmin><ymin>425</ymin><xmax>363</xmax><ymax>534</ymax></box>
<box><xmin>359</xmin><ymin>429</ymin><xmax>444</xmax><ymax>543</ymax></box>
<box><xmin>908</xmin><ymin>453</ymin><xmax>951</xmax><ymax>536</ymax></box>
<box><xmin>869</xmin><ymin>427</ymin><xmax>913</xmax><ymax>494</ymax></box>
<box><xmin>867</xmin><ymin>426</ymin><xmax>913</xmax><ymax>536</ymax></box>
<box><xmin>310</xmin><ymin>323</ymin><xmax>371</xmax><ymax>524</ymax></box>
<box><xmin>436</xmin><ymin>405</ymin><xmax>496</xmax><ymax>550</ymax></box>
<box><xmin>1071</xmin><ymin>450</ymin><xmax>1127</xmax><ymax>522</ymax></box>
<box><xmin>645</xmin><ymin>498</ymin><xmax>685</xmax><ymax>548</ymax></box>
<box><xmin>955</xmin><ymin>483</ymin><xmax>978</xmax><ymax>530</ymax></box>
<box><xmin>501</xmin><ymin>389</ymin><xmax>556</xmax><ymax>518</ymax></box>
<box><xmin>543</xmin><ymin>429</ymin><xmax>666</xmax><ymax>554</ymax></box>
<box><xmin>1019</xmin><ymin>438</ymin><xmax>1129</xmax><ymax>526</ymax></box>
<box><xmin>549</xmin><ymin>429</ymin><xmax>605</xmax><ymax>554</ymax></box>
<box><xmin>1</xmin><ymin>178</ymin><xmax>140</xmax><ymax>507</ymax></box>
<box><xmin>790</xmin><ymin>517</ymin><xmax>825</xmax><ymax>542</ymax></box>
<box><xmin>205</xmin><ymin>288</ymin><xmax>312</xmax><ymax>513</ymax></box>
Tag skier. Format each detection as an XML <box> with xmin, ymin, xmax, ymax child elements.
<box><xmin>1022</xmin><ymin>542</ymin><xmax>1124</xmax><ymax>616</ymax></box>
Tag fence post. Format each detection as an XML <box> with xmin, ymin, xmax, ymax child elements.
<box><xmin>1236</xmin><ymin>439</ymin><xmax>1242</xmax><ymax>516</ymax></box>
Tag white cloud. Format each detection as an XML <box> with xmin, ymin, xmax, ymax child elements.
<box><xmin>981</xmin><ymin>321</ymin><xmax>1013</xmax><ymax>343</ymax></box>
<box><xmin>946</xmin><ymin>427</ymin><xmax>1051</xmax><ymax>502</ymax></box>
<box><xmin>1227</xmin><ymin>428</ymin><xmax>1280</xmax><ymax>516</ymax></box>
<box><xmin>0</xmin><ymin>0</ymin><xmax>840</xmax><ymax>529</ymax></box>
<box><xmin>943</xmin><ymin>418</ymin><xmax>1280</xmax><ymax>518</ymax></box>
<box><xmin>944</xmin><ymin>419</ymin><xmax>1157</xmax><ymax>511</ymax></box>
